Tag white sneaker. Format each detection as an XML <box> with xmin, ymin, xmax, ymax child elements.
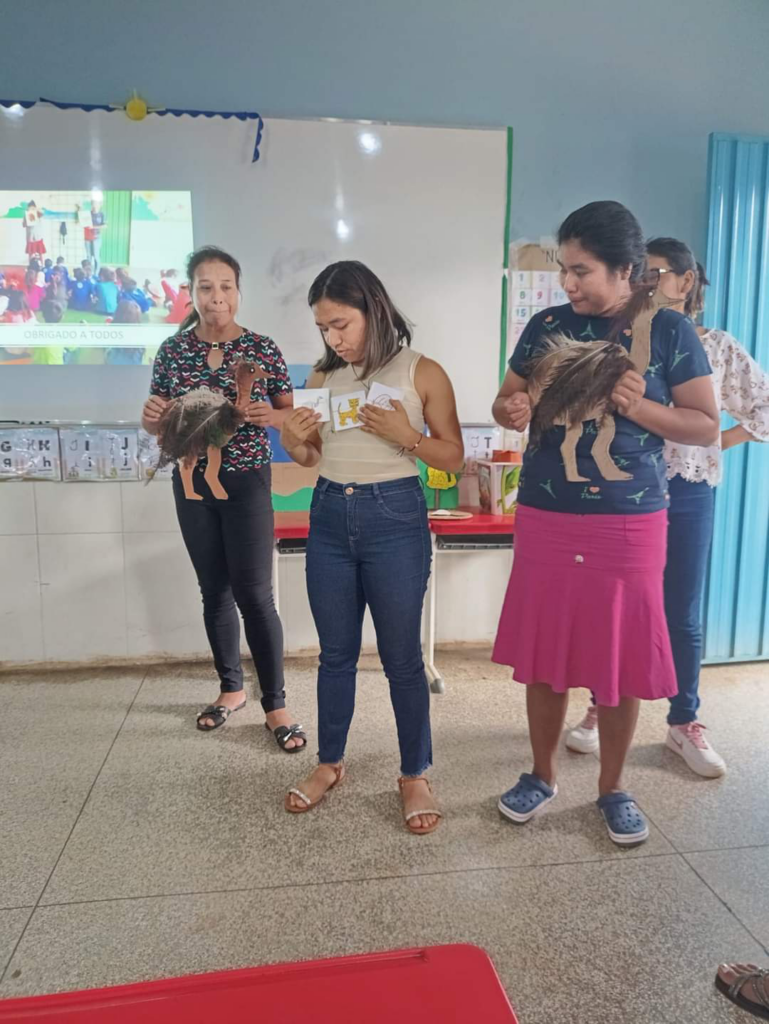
<box><xmin>665</xmin><ymin>723</ymin><xmax>726</xmax><ymax>778</ymax></box>
<box><xmin>566</xmin><ymin>705</ymin><xmax>599</xmax><ymax>754</ymax></box>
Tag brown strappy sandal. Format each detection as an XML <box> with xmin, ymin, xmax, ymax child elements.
<box><xmin>398</xmin><ymin>776</ymin><xmax>443</xmax><ymax>835</ymax></box>
<box><xmin>284</xmin><ymin>762</ymin><xmax>345</xmax><ymax>814</ymax></box>
<box><xmin>716</xmin><ymin>964</ymin><xmax>769</xmax><ymax>1020</ymax></box>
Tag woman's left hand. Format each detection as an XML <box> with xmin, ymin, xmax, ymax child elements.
<box><xmin>359</xmin><ymin>399</ymin><xmax>419</xmax><ymax>447</ymax></box>
<box><xmin>245</xmin><ymin>401</ymin><xmax>274</xmax><ymax>427</ymax></box>
<box><xmin>611</xmin><ymin>370</ymin><xmax>647</xmax><ymax>419</ymax></box>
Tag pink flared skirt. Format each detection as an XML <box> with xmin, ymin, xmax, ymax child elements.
<box><xmin>492</xmin><ymin>505</ymin><xmax>676</xmax><ymax>706</ymax></box>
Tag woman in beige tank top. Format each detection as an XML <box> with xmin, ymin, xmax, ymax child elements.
<box><xmin>280</xmin><ymin>261</ymin><xmax>464</xmax><ymax>834</ymax></box>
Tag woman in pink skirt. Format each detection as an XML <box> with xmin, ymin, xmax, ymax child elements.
<box><xmin>491</xmin><ymin>201</ymin><xmax>720</xmax><ymax>845</ymax></box>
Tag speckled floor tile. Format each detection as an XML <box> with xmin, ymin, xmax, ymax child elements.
<box><xmin>0</xmin><ymin>670</ymin><xmax>144</xmax><ymax>907</ymax></box>
<box><xmin>2</xmin><ymin>857</ymin><xmax>762</xmax><ymax>1023</ymax></box>
<box><xmin>596</xmin><ymin>664</ymin><xmax>769</xmax><ymax>853</ymax></box>
<box><xmin>39</xmin><ymin>656</ymin><xmax>672</xmax><ymax>906</ymax></box>
<box><xmin>0</xmin><ymin>909</ymin><xmax>32</xmax><ymax>979</ymax></box>
<box><xmin>687</xmin><ymin>847</ymin><xmax>769</xmax><ymax>949</ymax></box>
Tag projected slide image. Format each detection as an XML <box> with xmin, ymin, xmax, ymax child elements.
<box><xmin>0</xmin><ymin>190</ymin><xmax>193</xmax><ymax>365</ymax></box>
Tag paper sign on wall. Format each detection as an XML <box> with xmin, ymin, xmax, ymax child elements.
<box><xmin>0</xmin><ymin>428</ymin><xmax>61</xmax><ymax>480</ymax></box>
<box><xmin>331</xmin><ymin>390</ymin><xmax>367</xmax><ymax>432</ymax></box>
<box><xmin>60</xmin><ymin>428</ymin><xmax>102</xmax><ymax>481</ymax></box>
<box><xmin>138</xmin><ymin>430</ymin><xmax>173</xmax><ymax>481</ymax></box>
<box><xmin>460</xmin><ymin>424</ymin><xmax>502</xmax><ymax>476</ymax></box>
<box><xmin>59</xmin><ymin>428</ymin><xmax>139</xmax><ymax>481</ymax></box>
<box><xmin>101</xmin><ymin>429</ymin><xmax>138</xmax><ymax>480</ymax></box>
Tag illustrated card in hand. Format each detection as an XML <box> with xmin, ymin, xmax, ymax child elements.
<box><xmin>367</xmin><ymin>382</ymin><xmax>404</xmax><ymax>411</ymax></box>
<box><xmin>294</xmin><ymin>388</ymin><xmax>330</xmax><ymax>422</ymax></box>
<box><xmin>331</xmin><ymin>390</ymin><xmax>367</xmax><ymax>431</ymax></box>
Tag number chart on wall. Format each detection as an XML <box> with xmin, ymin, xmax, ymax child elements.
<box><xmin>507</xmin><ymin>238</ymin><xmax>567</xmax><ymax>361</ymax></box>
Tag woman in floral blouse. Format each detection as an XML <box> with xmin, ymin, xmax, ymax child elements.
<box><xmin>567</xmin><ymin>236</ymin><xmax>769</xmax><ymax>780</ymax></box>
<box><xmin>141</xmin><ymin>246</ymin><xmax>306</xmax><ymax>751</ymax></box>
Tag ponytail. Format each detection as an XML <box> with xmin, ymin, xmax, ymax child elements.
<box><xmin>177</xmin><ymin>292</ymin><xmax>198</xmax><ymax>334</ymax></box>
<box><xmin>607</xmin><ymin>282</ymin><xmax>656</xmax><ymax>344</ymax></box>
<box><xmin>687</xmin><ymin>261</ymin><xmax>709</xmax><ymax>318</ymax></box>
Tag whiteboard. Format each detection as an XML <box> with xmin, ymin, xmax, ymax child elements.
<box><xmin>0</xmin><ymin>106</ymin><xmax>508</xmax><ymax>422</ymax></box>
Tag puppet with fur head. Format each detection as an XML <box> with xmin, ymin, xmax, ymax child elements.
<box><xmin>154</xmin><ymin>358</ymin><xmax>270</xmax><ymax>500</ymax></box>
<box><xmin>526</xmin><ymin>287</ymin><xmax>671</xmax><ymax>483</ymax></box>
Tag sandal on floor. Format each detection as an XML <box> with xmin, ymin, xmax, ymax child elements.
<box><xmin>285</xmin><ymin>763</ymin><xmax>345</xmax><ymax>814</ymax></box>
<box><xmin>265</xmin><ymin>722</ymin><xmax>307</xmax><ymax>753</ymax></box>
<box><xmin>498</xmin><ymin>773</ymin><xmax>557</xmax><ymax>824</ymax></box>
<box><xmin>398</xmin><ymin>776</ymin><xmax>443</xmax><ymax>835</ymax></box>
<box><xmin>716</xmin><ymin>964</ymin><xmax>769</xmax><ymax>1020</ymax></box>
<box><xmin>596</xmin><ymin>791</ymin><xmax>649</xmax><ymax>845</ymax></box>
<box><xmin>196</xmin><ymin>700</ymin><xmax>246</xmax><ymax>731</ymax></box>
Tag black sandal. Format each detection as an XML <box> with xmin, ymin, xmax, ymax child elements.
<box><xmin>196</xmin><ymin>700</ymin><xmax>246</xmax><ymax>731</ymax></box>
<box><xmin>265</xmin><ymin>722</ymin><xmax>307</xmax><ymax>752</ymax></box>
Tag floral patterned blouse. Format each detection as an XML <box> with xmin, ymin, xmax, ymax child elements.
<box><xmin>665</xmin><ymin>329</ymin><xmax>769</xmax><ymax>486</ymax></box>
<box><xmin>149</xmin><ymin>328</ymin><xmax>293</xmax><ymax>472</ymax></box>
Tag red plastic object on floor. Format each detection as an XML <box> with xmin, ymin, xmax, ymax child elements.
<box><xmin>0</xmin><ymin>944</ymin><xmax>518</xmax><ymax>1022</ymax></box>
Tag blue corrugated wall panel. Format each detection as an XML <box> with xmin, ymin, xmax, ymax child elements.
<box><xmin>703</xmin><ymin>133</ymin><xmax>769</xmax><ymax>663</ymax></box>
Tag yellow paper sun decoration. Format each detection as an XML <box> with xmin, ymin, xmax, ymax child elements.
<box><xmin>110</xmin><ymin>90</ymin><xmax>164</xmax><ymax>121</ymax></box>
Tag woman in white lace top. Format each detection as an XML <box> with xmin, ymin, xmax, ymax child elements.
<box><xmin>567</xmin><ymin>236</ymin><xmax>769</xmax><ymax>781</ymax></box>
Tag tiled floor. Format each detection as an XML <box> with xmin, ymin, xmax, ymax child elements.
<box><xmin>1</xmin><ymin>651</ymin><xmax>767</xmax><ymax>1022</ymax></box>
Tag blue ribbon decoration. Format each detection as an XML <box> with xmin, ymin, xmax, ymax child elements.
<box><xmin>2</xmin><ymin>98</ymin><xmax>264</xmax><ymax>161</ymax></box>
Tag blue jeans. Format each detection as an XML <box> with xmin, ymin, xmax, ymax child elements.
<box><xmin>306</xmin><ymin>476</ymin><xmax>433</xmax><ymax>776</ymax></box>
<box><xmin>664</xmin><ymin>475</ymin><xmax>716</xmax><ymax>725</ymax></box>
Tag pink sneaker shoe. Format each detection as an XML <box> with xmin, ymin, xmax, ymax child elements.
<box><xmin>665</xmin><ymin>722</ymin><xmax>726</xmax><ymax>778</ymax></box>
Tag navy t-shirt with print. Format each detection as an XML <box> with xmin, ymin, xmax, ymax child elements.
<box><xmin>150</xmin><ymin>328</ymin><xmax>293</xmax><ymax>472</ymax></box>
<box><xmin>510</xmin><ymin>304</ymin><xmax>711</xmax><ymax>515</ymax></box>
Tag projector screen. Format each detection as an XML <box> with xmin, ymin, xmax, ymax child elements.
<box><xmin>0</xmin><ymin>189</ymin><xmax>193</xmax><ymax>366</ymax></box>
<box><xmin>0</xmin><ymin>106</ymin><xmax>507</xmax><ymax>423</ymax></box>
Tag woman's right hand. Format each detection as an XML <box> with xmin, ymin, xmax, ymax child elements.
<box><xmin>280</xmin><ymin>407</ymin><xmax>321</xmax><ymax>451</ymax></box>
<box><xmin>142</xmin><ymin>395</ymin><xmax>170</xmax><ymax>426</ymax></box>
<box><xmin>504</xmin><ymin>393</ymin><xmax>532</xmax><ymax>432</ymax></box>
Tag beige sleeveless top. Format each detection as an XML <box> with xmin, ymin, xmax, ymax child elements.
<box><xmin>318</xmin><ymin>347</ymin><xmax>426</xmax><ymax>484</ymax></box>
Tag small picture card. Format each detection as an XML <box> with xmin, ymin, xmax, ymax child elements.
<box><xmin>331</xmin><ymin>390</ymin><xmax>367</xmax><ymax>432</ymax></box>
<box><xmin>367</xmin><ymin>382</ymin><xmax>404</xmax><ymax>411</ymax></box>
<box><xmin>294</xmin><ymin>388</ymin><xmax>330</xmax><ymax>422</ymax></box>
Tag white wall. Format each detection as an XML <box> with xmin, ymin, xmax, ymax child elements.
<box><xmin>0</xmin><ymin>482</ymin><xmax>512</xmax><ymax>667</ymax></box>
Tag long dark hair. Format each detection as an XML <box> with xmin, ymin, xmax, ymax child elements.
<box><xmin>557</xmin><ymin>200</ymin><xmax>652</xmax><ymax>340</ymax></box>
<box><xmin>309</xmin><ymin>261</ymin><xmax>412</xmax><ymax>378</ymax></box>
<box><xmin>178</xmin><ymin>245</ymin><xmax>242</xmax><ymax>333</ymax></box>
<box><xmin>646</xmin><ymin>236</ymin><xmax>709</xmax><ymax>318</ymax></box>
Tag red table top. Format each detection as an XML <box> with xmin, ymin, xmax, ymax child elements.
<box><xmin>427</xmin><ymin>508</ymin><xmax>516</xmax><ymax>535</ymax></box>
<box><xmin>0</xmin><ymin>945</ymin><xmax>518</xmax><ymax>1023</ymax></box>
<box><xmin>274</xmin><ymin>508</ymin><xmax>514</xmax><ymax>540</ymax></box>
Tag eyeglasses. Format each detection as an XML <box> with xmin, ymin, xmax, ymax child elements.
<box><xmin>644</xmin><ymin>267</ymin><xmax>678</xmax><ymax>286</ymax></box>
